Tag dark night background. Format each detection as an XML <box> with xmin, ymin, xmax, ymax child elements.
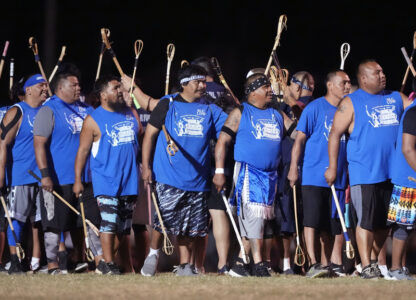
<box><xmin>1</xmin><ymin>0</ymin><xmax>415</xmax><ymax>104</ymax></box>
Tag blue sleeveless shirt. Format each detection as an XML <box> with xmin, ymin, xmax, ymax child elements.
<box><xmin>153</xmin><ymin>98</ymin><xmax>226</xmax><ymax>192</ymax></box>
<box><xmin>297</xmin><ymin>97</ymin><xmax>348</xmax><ymax>189</ymax></box>
<box><xmin>43</xmin><ymin>96</ymin><xmax>92</xmax><ymax>185</ymax></box>
<box><xmin>234</xmin><ymin>102</ymin><xmax>284</xmax><ymax>171</ymax></box>
<box><xmin>90</xmin><ymin>106</ymin><xmax>139</xmax><ymax>197</ymax></box>
<box><xmin>7</xmin><ymin>102</ymin><xmax>41</xmax><ymax>186</ymax></box>
<box><xmin>391</xmin><ymin>101</ymin><xmax>416</xmax><ymax>188</ymax></box>
<box><xmin>348</xmin><ymin>89</ymin><xmax>403</xmax><ymax>185</ymax></box>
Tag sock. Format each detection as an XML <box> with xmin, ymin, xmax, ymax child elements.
<box><xmin>283</xmin><ymin>258</ymin><xmax>291</xmax><ymax>271</ymax></box>
<box><xmin>31</xmin><ymin>257</ymin><xmax>40</xmax><ymax>270</ymax></box>
<box><xmin>60</xmin><ymin>232</ymin><xmax>65</xmax><ymax>243</ymax></box>
<box><xmin>148</xmin><ymin>248</ymin><xmax>159</xmax><ymax>257</ymax></box>
<box><xmin>378</xmin><ymin>264</ymin><xmax>388</xmax><ymax>276</ymax></box>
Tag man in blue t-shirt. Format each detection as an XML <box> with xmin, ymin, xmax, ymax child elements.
<box><xmin>326</xmin><ymin>60</ymin><xmax>412</xmax><ymax>279</ymax></box>
<box><xmin>0</xmin><ymin>74</ymin><xmax>48</xmax><ymax>274</ymax></box>
<box><xmin>288</xmin><ymin>70</ymin><xmax>351</xmax><ymax>278</ymax></box>
<box><xmin>141</xmin><ymin>65</ymin><xmax>226</xmax><ymax>276</ymax></box>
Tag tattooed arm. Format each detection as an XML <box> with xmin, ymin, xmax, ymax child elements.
<box><xmin>325</xmin><ymin>97</ymin><xmax>354</xmax><ymax>186</ymax></box>
<box><xmin>213</xmin><ymin>107</ymin><xmax>242</xmax><ymax>192</ymax></box>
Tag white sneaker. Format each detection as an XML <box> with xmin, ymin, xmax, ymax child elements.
<box><xmin>140</xmin><ymin>254</ymin><xmax>158</xmax><ymax>276</ymax></box>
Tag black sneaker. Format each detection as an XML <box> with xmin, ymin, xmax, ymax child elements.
<box><xmin>217</xmin><ymin>265</ymin><xmax>230</xmax><ymax>275</ymax></box>
<box><xmin>95</xmin><ymin>260</ymin><xmax>112</xmax><ymax>275</ymax></box>
<box><xmin>107</xmin><ymin>262</ymin><xmax>121</xmax><ymax>275</ymax></box>
<box><xmin>360</xmin><ymin>264</ymin><xmax>379</xmax><ymax>279</ymax></box>
<box><xmin>0</xmin><ymin>263</ymin><xmax>7</xmax><ymax>273</ymax></box>
<box><xmin>57</xmin><ymin>251</ymin><xmax>68</xmax><ymax>274</ymax></box>
<box><xmin>329</xmin><ymin>263</ymin><xmax>346</xmax><ymax>277</ymax></box>
<box><xmin>370</xmin><ymin>263</ymin><xmax>382</xmax><ymax>278</ymax></box>
<box><xmin>74</xmin><ymin>262</ymin><xmax>89</xmax><ymax>273</ymax></box>
<box><xmin>229</xmin><ymin>259</ymin><xmax>250</xmax><ymax>277</ymax></box>
<box><xmin>283</xmin><ymin>268</ymin><xmax>295</xmax><ymax>275</ymax></box>
<box><xmin>305</xmin><ymin>263</ymin><xmax>329</xmax><ymax>278</ymax></box>
<box><xmin>253</xmin><ymin>262</ymin><xmax>271</xmax><ymax>277</ymax></box>
<box><xmin>8</xmin><ymin>255</ymin><xmax>24</xmax><ymax>275</ymax></box>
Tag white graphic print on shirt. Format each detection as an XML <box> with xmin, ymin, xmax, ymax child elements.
<box><xmin>323</xmin><ymin>115</ymin><xmax>345</xmax><ymax>141</ymax></box>
<box><xmin>250</xmin><ymin>115</ymin><xmax>280</xmax><ymax>141</ymax></box>
<box><xmin>174</xmin><ymin>115</ymin><xmax>204</xmax><ymax>137</ymax></box>
<box><xmin>365</xmin><ymin>105</ymin><xmax>399</xmax><ymax>128</ymax></box>
<box><xmin>105</xmin><ymin>121</ymin><xmax>135</xmax><ymax>146</ymax></box>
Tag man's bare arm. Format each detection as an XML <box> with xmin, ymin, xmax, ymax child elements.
<box><xmin>325</xmin><ymin>97</ymin><xmax>354</xmax><ymax>186</ymax></box>
<box><xmin>121</xmin><ymin>74</ymin><xmax>160</xmax><ymax>112</ymax></box>
<box><xmin>0</xmin><ymin>108</ymin><xmax>22</xmax><ymax>189</ymax></box>
<box><xmin>402</xmin><ymin>133</ymin><xmax>416</xmax><ymax>172</ymax></box>
<box><xmin>141</xmin><ymin>124</ymin><xmax>161</xmax><ymax>185</ymax></box>
<box><xmin>287</xmin><ymin>131</ymin><xmax>307</xmax><ymax>187</ymax></box>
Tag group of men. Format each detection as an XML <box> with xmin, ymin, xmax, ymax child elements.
<box><xmin>0</xmin><ymin>56</ymin><xmax>415</xmax><ymax>280</ymax></box>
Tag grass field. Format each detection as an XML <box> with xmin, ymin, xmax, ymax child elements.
<box><xmin>1</xmin><ymin>273</ymin><xmax>415</xmax><ymax>300</ymax></box>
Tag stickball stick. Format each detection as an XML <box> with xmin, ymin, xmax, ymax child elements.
<box><xmin>340</xmin><ymin>43</ymin><xmax>350</xmax><ymax>70</ymax></box>
<box><xmin>101</xmin><ymin>28</ymin><xmax>124</xmax><ymax>76</ymax></box>
<box><xmin>265</xmin><ymin>14</ymin><xmax>288</xmax><ymax>75</ymax></box>
<box><xmin>28</xmin><ymin>170</ymin><xmax>99</xmax><ymax>236</ymax></box>
<box><xmin>400</xmin><ymin>31</ymin><xmax>416</xmax><ymax>92</ymax></box>
<box><xmin>0</xmin><ymin>195</ymin><xmax>25</xmax><ymax>260</ymax></box>
<box><xmin>96</xmin><ymin>28</ymin><xmax>110</xmax><ymax>81</ymax></box>
<box><xmin>0</xmin><ymin>41</ymin><xmax>9</xmax><ymax>80</ymax></box>
<box><xmin>293</xmin><ymin>185</ymin><xmax>305</xmax><ymax>266</ymax></box>
<box><xmin>165</xmin><ymin>43</ymin><xmax>175</xmax><ymax>95</ymax></box>
<box><xmin>48</xmin><ymin>46</ymin><xmax>66</xmax><ymax>82</ymax></box>
<box><xmin>9</xmin><ymin>58</ymin><xmax>14</xmax><ymax>92</ymax></box>
<box><xmin>401</xmin><ymin>47</ymin><xmax>416</xmax><ymax>77</ymax></box>
<box><xmin>28</xmin><ymin>37</ymin><xmax>52</xmax><ymax>96</ymax></box>
<box><xmin>129</xmin><ymin>39</ymin><xmax>144</xmax><ymax>110</ymax></box>
<box><xmin>330</xmin><ymin>185</ymin><xmax>355</xmax><ymax>259</ymax></box>
<box><xmin>211</xmin><ymin>57</ymin><xmax>240</xmax><ymax>105</ymax></box>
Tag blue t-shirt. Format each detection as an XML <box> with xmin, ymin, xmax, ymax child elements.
<box><xmin>90</xmin><ymin>106</ymin><xmax>140</xmax><ymax>197</ymax></box>
<box><xmin>391</xmin><ymin>101</ymin><xmax>416</xmax><ymax>188</ymax></box>
<box><xmin>41</xmin><ymin>96</ymin><xmax>93</xmax><ymax>185</ymax></box>
<box><xmin>152</xmin><ymin>96</ymin><xmax>227</xmax><ymax>191</ymax></box>
<box><xmin>6</xmin><ymin>102</ymin><xmax>41</xmax><ymax>186</ymax></box>
<box><xmin>297</xmin><ymin>97</ymin><xmax>348</xmax><ymax>189</ymax></box>
<box><xmin>348</xmin><ymin>89</ymin><xmax>403</xmax><ymax>185</ymax></box>
<box><xmin>234</xmin><ymin>102</ymin><xmax>284</xmax><ymax>171</ymax></box>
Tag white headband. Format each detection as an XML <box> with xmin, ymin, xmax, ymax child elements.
<box><xmin>180</xmin><ymin>75</ymin><xmax>206</xmax><ymax>85</ymax></box>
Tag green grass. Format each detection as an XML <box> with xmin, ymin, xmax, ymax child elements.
<box><xmin>1</xmin><ymin>273</ymin><xmax>415</xmax><ymax>300</ymax></box>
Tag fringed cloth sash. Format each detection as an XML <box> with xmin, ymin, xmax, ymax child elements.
<box><xmin>229</xmin><ymin>162</ymin><xmax>277</xmax><ymax>220</ymax></box>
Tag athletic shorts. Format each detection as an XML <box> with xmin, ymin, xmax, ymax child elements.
<box><xmin>302</xmin><ymin>186</ymin><xmax>342</xmax><ymax>235</ymax></box>
<box><xmin>387</xmin><ymin>184</ymin><xmax>416</xmax><ymax>230</ymax></box>
<box><xmin>76</xmin><ymin>183</ymin><xmax>101</xmax><ymax>228</ymax></box>
<box><xmin>350</xmin><ymin>181</ymin><xmax>392</xmax><ymax>231</ymax></box>
<box><xmin>207</xmin><ymin>179</ymin><xmax>232</xmax><ymax>211</ymax></box>
<box><xmin>238</xmin><ymin>207</ymin><xmax>275</xmax><ymax>239</ymax></box>
<box><xmin>0</xmin><ymin>201</ymin><xmax>6</xmax><ymax>232</ymax></box>
<box><xmin>153</xmin><ymin>182</ymin><xmax>208</xmax><ymax>237</ymax></box>
<box><xmin>7</xmin><ymin>184</ymin><xmax>41</xmax><ymax>223</ymax></box>
<box><xmin>40</xmin><ymin>184</ymin><xmax>78</xmax><ymax>232</ymax></box>
<box><xmin>97</xmin><ymin>195</ymin><xmax>136</xmax><ymax>234</ymax></box>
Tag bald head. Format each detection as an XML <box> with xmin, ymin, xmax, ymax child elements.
<box><xmin>357</xmin><ymin>60</ymin><xmax>386</xmax><ymax>94</ymax></box>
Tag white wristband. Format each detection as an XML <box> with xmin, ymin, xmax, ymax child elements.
<box><xmin>215</xmin><ymin>168</ymin><xmax>225</xmax><ymax>174</ymax></box>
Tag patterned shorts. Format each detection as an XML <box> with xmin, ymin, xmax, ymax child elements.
<box><xmin>97</xmin><ymin>195</ymin><xmax>136</xmax><ymax>234</ymax></box>
<box><xmin>153</xmin><ymin>182</ymin><xmax>208</xmax><ymax>237</ymax></box>
<box><xmin>387</xmin><ymin>184</ymin><xmax>416</xmax><ymax>230</ymax></box>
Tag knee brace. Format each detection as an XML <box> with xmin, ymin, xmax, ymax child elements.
<box><xmin>88</xmin><ymin>226</ymin><xmax>103</xmax><ymax>256</ymax></box>
<box><xmin>44</xmin><ymin>231</ymin><xmax>60</xmax><ymax>263</ymax></box>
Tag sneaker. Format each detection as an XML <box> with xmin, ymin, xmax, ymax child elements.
<box><xmin>0</xmin><ymin>263</ymin><xmax>7</xmax><ymax>273</ymax></box>
<box><xmin>190</xmin><ymin>264</ymin><xmax>199</xmax><ymax>275</ymax></box>
<box><xmin>252</xmin><ymin>262</ymin><xmax>271</xmax><ymax>277</ymax></box>
<box><xmin>217</xmin><ymin>265</ymin><xmax>230</xmax><ymax>275</ymax></box>
<box><xmin>306</xmin><ymin>263</ymin><xmax>328</xmax><ymax>278</ymax></box>
<box><xmin>8</xmin><ymin>255</ymin><xmax>24</xmax><ymax>275</ymax></box>
<box><xmin>141</xmin><ymin>254</ymin><xmax>158</xmax><ymax>276</ymax></box>
<box><xmin>176</xmin><ymin>263</ymin><xmax>198</xmax><ymax>276</ymax></box>
<box><xmin>57</xmin><ymin>251</ymin><xmax>68</xmax><ymax>274</ymax></box>
<box><xmin>263</xmin><ymin>261</ymin><xmax>273</xmax><ymax>274</ymax></box>
<box><xmin>48</xmin><ymin>268</ymin><xmax>64</xmax><ymax>275</ymax></box>
<box><xmin>388</xmin><ymin>268</ymin><xmax>414</xmax><ymax>280</ymax></box>
<box><xmin>370</xmin><ymin>263</ymin><xmax>382</xmax><ymax>278</ymax></box>
<box><xmin>37</xmin><ymin>265</ymin><xmax>49</xmax><ymax>274</ymax></box>
<box><xmin>329</xmin><ymin>263</ymin><xmax>346</xmax><ymax>277</ymax></box>
<box><xmin>360</xmin><ymin>264</ymin><xmax>379</xmax><ymax>279</ymax></box>
<box><xmin>75</xmin><ymin>262</ymin><xmax>89</xmax><ymax>273</ymax></box>
<box><xmin>95</xmin><ymin>260</ymin><xmax>112</xmax><ymax>275</ymax></box>
<box><xmin>283</xmin><ymin>268</ymin><xmax>295</xmax><ymax>275</ymax></box>
<box><xmin>107</xmin><ymin>262</ymin><xmax>121</xmax><ymax>275</ymax></box>
<box><xmin>229</xmin><ymin>262</ymin><xmax>250</xmax><ymax>277</ymax></box>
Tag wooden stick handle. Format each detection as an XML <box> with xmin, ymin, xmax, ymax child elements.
<box><xmin>401</xmin><ymin>47</ymin><xmax>416</xmax><ymax>77</ymax></box>
<box><xmin>165</xmin><ymin>43</ymin><xmax>175</xmax><ymax>95</ymax></box>
<box><xmin>0</xmin><ymin>41</ymin><xmax>10</xmax><ymax>80</ymax></box>
<box><xmin>95</xmin><ymin>43</ymin><xmax>106</xmax><ymax>81</ymax></box>
<box><xmin>210</xmin><ymin>57</ymin><xmax>240</xmax><ymax>105</ymax></box>
<box><xmin>48</xmin><ymin>46</ymin><xmax>66</xmax><ymax>82</ymax></box>
<box><xmin>265</xmin><ymin>14</ymin><xmax>287</xmax><ymax>75</ymax></box>
<box><xmin>9</xmin><ymin>58</ymin><xmax>14</xmax><ymax>91</ymax></box>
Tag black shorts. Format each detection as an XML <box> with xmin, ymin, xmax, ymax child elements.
<box><xmin>76</xmin><ymin>182</ymin><xmax>101</xmax><ymax>228</ymax></box>
<box><xmin>350</xmin><ymin>181</ymin><xmax>392</xmax><ymax>231</ymax></box>
<box><xmin>0</xmin><ymin>201</ymin><xmax>6</xmax><ymax>232</ymax></box>
<box><xmin>302</xmin><ymin>185</ymin><xmax>342</xmax><ymax>235</ymax></box>
<box><xmin>207</xmin><ymin>178</ymin><xmax>232</xmax><ymax>211</ymax></box>
<box><xmin>40</xmin><ymin>184</ymin><xmax>78</xmax><ymax>232</ymax></box>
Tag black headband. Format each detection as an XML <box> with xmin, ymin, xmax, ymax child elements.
<box><xmin>245</xmin><ymin>76</ymin><xmax>270</xmax><ymax>95</ymax></box>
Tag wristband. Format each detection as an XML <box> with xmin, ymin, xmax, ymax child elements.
<box><xmin>40</xmin><ymin>168</ymin><xmax>50</xmax><ymax>178</ymax></box>
<box><xmin>215</xmin><ymin>168</ymin><xmax>225</xmax><ymax>174</ymax></box>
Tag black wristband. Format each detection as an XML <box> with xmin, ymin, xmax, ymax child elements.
<box><xmin>40</xmin><ymin>168</ymin><xmax>50</xmax><ymax>178</ymax></box>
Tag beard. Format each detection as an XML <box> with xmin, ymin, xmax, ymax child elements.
<box><xmin>108</xmin><ymin>99</ymin><xmax>127</xmax><ymax>112</ymax></box>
